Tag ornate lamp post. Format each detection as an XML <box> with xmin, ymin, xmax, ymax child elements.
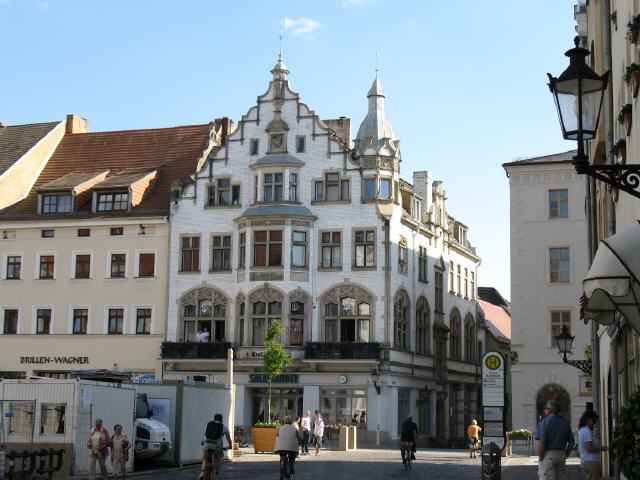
<box><xmin>554</xmin><ymin>324</ymin><xmax>591</xmax><ymax>374</ymax></box>
<box><xmin>548</xmin><ymin>37</ymin><xmax>640</xmax><ymax>198</ymax></box>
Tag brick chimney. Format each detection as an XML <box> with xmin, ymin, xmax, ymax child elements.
<box><xmin>66</xmin><ymin>114</ymin><xmax>89</xmax><ymax>134</ymax></box>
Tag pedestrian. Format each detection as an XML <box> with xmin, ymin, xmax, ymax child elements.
<box><xmin>300</xmin><ymin>410</ymin><xmax>311</xmax><ymax>455</ymax></box>
<box><xmin>467</xmin><ymin>419</ymin><xmax>482</xmax><ymax>459</ymax></box>
<box><xmin>313</xmin><ymin>410</ymin><xmax>325</xmax><ymax>456</ymax></box>
<box><xmin>578</xmin><ymin>410</ymin><xmax>607</xmax><ymax>480</ymax></box>
<box><xmin>87</xmin><ymin>418</ymin><xmax>110</xmax><ymax>480</ymax></box>
<box><xmin>400</xmin><ymin>415</ymin><xmax>418</xmax><ymax>464</ymax></box>
<box><xmin>535</xmin><ymin>400</ymin><xmax>575</xmax><ymax>480</ymax></box>
<box><xmin>275</xmin><ymin>416</ymin><xmax>301</xmax><ymax>476</ymax></box>
<box><xmin>201</xmin><ymin>327</ymin><xmax>210</xmax><ymax>342</ymax></box>
<box><xmin>195</xmin><ymin>328</ymin><xmax>203</xmax><ymax>342</ymax></box>
<box><xmin>110</xmin><ymin>424</ymin><xmax>130</xmax><ymax>478</ymax></box>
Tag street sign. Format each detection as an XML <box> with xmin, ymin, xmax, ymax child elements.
<box><xmin>481</xmin><ymin>351</ymin><xmax>506</xmax><ymax>449</ymax></box>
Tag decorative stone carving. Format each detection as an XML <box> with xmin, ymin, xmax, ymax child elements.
<box><xmin>266</xmin><ymin>118</ymin><xmax>289</xmax><ymax>132</ymax></box>
<box><xmin>180</xmin><ymin>287</ymin><xmax>228</xmax><ymax>307</ymax></box>
<box><xmin>291</xmin><ymin>220</ymin><xmax>310</xmax><ymax>227</ymax></box>
<box><xmin>250</xmin><ymin>271</ymin><xmax>284</xmax><ymax>282</ymax></box>
<box><xmin>289</xmin><ymin>289</ymin><xmax>309</xmax><ymax>304</ymax></box>
<box><xmin>321</xmin><ymin>284</ymin><xmax>372</xmax><ymax>305</ymax></box>
<box><xmin>251</xmin><ymin>220</ymin><xmax>285</xmax><ymax>226</ymax></box>
<box><xmin>249</xmin><ymin>285</ymin><xmax>284</xmax><ymax>303</ymax></box>
<box><xmin>238</xmin><ymin>221</ymin><xmax>247</xmax><ymax>230</ymax></box>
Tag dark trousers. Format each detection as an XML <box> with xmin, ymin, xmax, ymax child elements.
<box><xmin>301</xmin><ymin>430</ymin><xmax>310</xmax><ymax>453</ymax></box>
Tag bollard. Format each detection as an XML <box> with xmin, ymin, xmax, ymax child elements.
<box><xmin>481</xmin><ymin>442</ymin><xmax>502</xmax><ymax>480</ymax></box>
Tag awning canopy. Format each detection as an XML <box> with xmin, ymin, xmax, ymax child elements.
<box><xmin>583</xmin><ymin>220</ymin><xmax>640</xmax><ymax>333</ymax></box>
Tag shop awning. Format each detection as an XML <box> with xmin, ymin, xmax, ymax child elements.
<box><xmin>583</xmin><ymin>220</ymin><xmax>640</xmax><ymax>332</ymax></box>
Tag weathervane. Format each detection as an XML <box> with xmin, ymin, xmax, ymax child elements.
<box><xmin>279</xmin><ymin>18</ymin><xmax>284</xmax><ymax>62</ymax></box>
<box><xmin>375</xmin><ymin>50</ymin><xmax>380</xmax><ymax>78</ymax></box>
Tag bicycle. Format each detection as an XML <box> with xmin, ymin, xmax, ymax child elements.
<box><xmin>202</xmin><ymin>446</ymin><xmax>228</xmax><ymax>480</ymax></box>
<box><xmin>278</xmin><ymin>451</ymin><xmax>297</xmax><ymax>480</ymax></box>
<box><xmin>234</xmin><ymin>425</ymin><xmax>250</xmax><ymax>448</ymax></box>
<box><xmin>400</xmin><ymin>441</ymin><xmax>413</xmax><ymax>470</ymax></box>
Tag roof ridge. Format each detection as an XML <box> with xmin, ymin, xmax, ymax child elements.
<box><xmin>66</xmin><ymin>123</ymin><xmax>211</xmax><ymax>136</ymax></box>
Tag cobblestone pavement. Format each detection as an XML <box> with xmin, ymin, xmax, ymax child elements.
<box><xmin>119</xmin><ymin>448</ymin><xmax>583</xmax><ymax>480</ymax></box>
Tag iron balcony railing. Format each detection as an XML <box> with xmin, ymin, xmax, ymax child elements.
<box><xmin>160</xmin><ymin>342</ymin><xmax>231</xmax><ymax>360</ymax></box>
<box><xmin>304</xmin><ymin>342</ymin><xmax>381</xmax><ymax>360</ymax></box>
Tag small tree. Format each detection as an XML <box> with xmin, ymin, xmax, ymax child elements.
<box><xmin>263</xmin><ymin>320</ymin><xmax>291</xmax><ymax>423</ymax></box>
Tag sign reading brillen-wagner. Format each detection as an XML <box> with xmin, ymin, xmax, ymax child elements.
<box><xmin>481</xmin><ymin>351</ymin><xmax>506</xmax><ymax>450</ymax></box>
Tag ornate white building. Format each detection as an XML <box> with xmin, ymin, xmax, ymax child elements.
<box><xmin>163</xmin><ymin>57</ymin><xmax>480</xmax><ymax>445</ymax></box>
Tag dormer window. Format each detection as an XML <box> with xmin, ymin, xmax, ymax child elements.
<box><xmin>97</xmin><ymin>192</ymin><xmax>129</xmax><ymax>211</ymax></box>
<box><xmin>207</xmin><ymin>178</ymin><xmax>240</xmax><ymax>207</ymax></box>
<box><xmin>314</xmin><ymin>172</ymin><xmax>350</xmax><ymax>202</ymax></box>
<box><xmin>263</xmin><ymin>173</ymin><xmax>283</xmax><ymax>202</ymax></box>
<box><xmin>42</xmin><ymin>194</ymin><xmax>72</xmax><ymax>214</ymax></box>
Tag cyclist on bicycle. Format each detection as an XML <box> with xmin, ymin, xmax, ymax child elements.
<box><xmin>400</xmin><ymin>415</ymin><xmax>418</xmax><ymax>463</ymax></box>
<box><xmin>275</xmin><ymin>416</ymin><xmax>301</xmax><ymax>476</ymax></box>
<box><xmin>199</xmin><ymin>413</ymin><xmax>232</xmax><ymax>479</ymax></box>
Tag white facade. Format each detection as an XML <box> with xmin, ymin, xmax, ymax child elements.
<box><xmin>164</xmin><ymin>59</ymin><xmax>481</xmax><ymax>445</ymax></box>
<box><xmin>504</xmin><ymin>152</ymin><xmax>593</xmax><ymax>432</ymax></box>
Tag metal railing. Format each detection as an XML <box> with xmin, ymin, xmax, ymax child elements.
<box><xmin>160</xmin><ymin>342</ymin><xmax>231</xmax><ymax>359</ymax></box>
<box><xmin>304</xmin><ymin>342</ymin><xmax>381</xmax><ymax>360</ymax></box>
<box><xmin>5</xmin><ymin>449</ymin><xmax>65</xmax><ymax>480</ymax></box>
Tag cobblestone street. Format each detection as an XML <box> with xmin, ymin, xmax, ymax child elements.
<box><xmin>121</xmin><ymin>448</ymin><xmax>583</xmax><ymax>480</ymax></box>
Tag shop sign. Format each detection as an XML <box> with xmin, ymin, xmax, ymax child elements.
<box><xmin>579</xmin><ymin>376</ymin><xmax>593</xmax><ymax>397</ymax></box>
<box><xmin>20</xmin><ymin>356</ymin><xmax>89</xmax><ymax>365</ymax></box>
<box><xmin>248</xmin><ymin>373</ymin><xmax>299</xmax><ymax>384</ymax></box>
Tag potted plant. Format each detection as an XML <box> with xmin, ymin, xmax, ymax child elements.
<box><xmin>618</xmin><ymin>104</ymin><xmax>633</xmax><ymax>136</ymax></box>
<box><xmin>251</xmin><ymin>422</ymin><xmax>278</xmax><ymax>453</ymax></box>
<box><xmin>625</xmin><ymin>63</ymin><xmax>640</xmax><ymax>98</ymax></box>
<box><xmin>627</xmin><ymin>14</ymin><xmax>640</xmax><ymax>45</ymax></box>
<box><xmin>612</xmin><ymin>388</ymin><xmax>640</xmax><ymax>479</ymax></box>
<box><xmin>613</xmin><ymin>138</ymin><xmax>627</xmax><ymax>162</ymax></box>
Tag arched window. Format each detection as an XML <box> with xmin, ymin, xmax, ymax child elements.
<box><xmin>416</xmin><ymin>297</ymin><xmax>431</xmax><ymax>355</ymax></box>
<box><xmin>236</xmin><ymin>293</ymin><xmax>245</xmax><ymax>346</ymax></box>
<box><xmin>322</xmin><ymin>284</ymin><xmax>372</xmax><ymax>343</ymax></box>
<box><xmin>464</xmin><ymin>314</ymin><xmax>475</xmax><ymax>362</ymax></box>
<box><xmin>394</xmin><ymin>290</ymin><xmax>410</xmax><ymax>350</ymax></box>
<box><xmin>289</xmin><ymin>290</ymin><xmax>309</xmax><ymax>346</ymax></box>
<box><xmin>249</xmin><ymin>286</ymin><xmax>283</xmax><ymax>346</ymax></box>
<box><xmin>179</xmin><ymin>287</ymin><xmax>228</xmax><ymax>342</ymax></box>
<box><xmin>449</xmin><ymin>309</ymin><xmax>461</xmax><ymax>360</ymax></box>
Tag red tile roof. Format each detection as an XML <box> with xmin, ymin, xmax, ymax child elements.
<box><xmin>478</xmin><ymin>299</ymin><xmax>511</xmax><ymax>343</ymax></box>
<box><xmin>1</xmin><ymin>124</ymin><xmax>213</xmax><ymax>218</ymax></box>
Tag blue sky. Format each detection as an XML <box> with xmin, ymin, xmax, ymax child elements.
<box><xmin>1</xmin><ymin>0</ymin><xmax>580</xmax><ymax>298</ymax></box>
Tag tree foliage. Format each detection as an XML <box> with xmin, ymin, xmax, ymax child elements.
<box><xmin>263</xmin><ymin>320</ymin><xmax>291</xmax><ymax>382</ymax></box>
<box><xmin>612</xmin><ymin>387</ymin><xmax>640</xmax><ymax>480</ymax></box>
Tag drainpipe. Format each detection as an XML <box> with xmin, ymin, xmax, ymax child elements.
<box><xmin>601</xmin><ymin>2</ymin><xmax>618</xmax><ymax>478</ymax></box>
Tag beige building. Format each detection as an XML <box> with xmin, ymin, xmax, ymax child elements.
<box><xmin>0</xmin><ymin>119</ymin><xmax>68</xmax><ymax>210</ymax></box>
<box><xmin>0</xmin><ymin>120</ymin><xmax>223</xmax><ymax>378</ymax></box>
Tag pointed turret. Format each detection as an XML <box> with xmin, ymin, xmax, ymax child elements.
<box><xmin>353</xmin><ymin>77</ymin><xmax>400</xmax><ymax>159</ymax></box>
<box><xmin>271</xmin><ymin>53</ymin><xmax>289</xmax><ymax>81</ymax></box>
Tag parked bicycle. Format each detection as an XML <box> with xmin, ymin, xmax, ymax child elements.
<box><xmin>234</xmin><ymin>425</ymin><xmax>251</xmax><ymax>448</ymax></box>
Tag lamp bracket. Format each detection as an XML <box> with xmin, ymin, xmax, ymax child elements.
<box><xmin>563</xmin><ymin>357</ymin><xmax>592</xmax><ymax>375</ymax></box>
<box><xmin>576</xmin><ymin>163</ymin><xmax>640</xmax><ymax>199</ymax></box>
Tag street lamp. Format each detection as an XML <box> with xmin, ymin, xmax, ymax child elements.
<box><xmin>554</xmin><ymin>324</ymin><xmax>591</xmax><ymax>375</ymax></box>
<box><xmin>548</xmin><ymin>37</ymin><xmax>640</xmax><ymax>199</ymax></box>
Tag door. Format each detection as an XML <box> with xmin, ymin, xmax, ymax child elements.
<box><xmin>398</xmin><ymin>389</ymin><xmax>410</xmax><ymax>434</ymax></box>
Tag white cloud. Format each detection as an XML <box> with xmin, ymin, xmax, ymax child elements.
<box><xmin>36</xmin><ymin>0</ymin><xmax>48</xmax><ymax>11</ymax></box>
<box><xmin>283</xmin><ymin>17</ymin><xmax>322</xmax><ymax>39</ymax></box>
<box><xmin>341</xmin><ymin>0</ymin><xmax>380</xmax><ymax>8</ymax></box>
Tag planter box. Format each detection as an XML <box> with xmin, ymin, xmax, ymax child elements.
<box><xmin>251</xmin><ymin>427</ymin><xmax>277</xmax><ymax>453</ymax></box>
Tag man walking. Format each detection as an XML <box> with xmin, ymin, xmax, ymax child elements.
<box><xmin>535</xmin><ymin>400</ymin><xmax>575</xmax><ymax>480</ymax></box>
<box><xmin>313</xmin><ymin>410</ymin><xmax>325</xmax><ymax>456</ymax></box>
<box><xmin>300</xmin><ymin>410</ymin><xmax>311</xmax><ymax>455</ymax></box>
<box><xmin>87</xmin><ymin>418</ymin><xmax>110</xmax><ymax>480</ymax></box>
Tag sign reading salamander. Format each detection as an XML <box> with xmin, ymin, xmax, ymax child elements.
<box><xmin>20</xmin><ymin>356</ymin><xmax>90</xmax><ymax>365</ymax></box>
<box><xmin>248</xmin><ymin>373</ymin><xmax>299</xmax><ymax>384</ymax></box>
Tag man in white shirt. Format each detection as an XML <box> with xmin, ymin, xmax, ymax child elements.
<box><xmin>300</xmin><ymin>410</ymin><xmax>311</xmax><ymax>455</ymax></box>
<box><xmin>313</xmin><ymin>411</ymin><xmax>325</xmax><ymax>456</ymax></box>
<box><xmin>195</xmin><ymin>329</ymin><xmax>203</xmax><ymax>342</ymax></box>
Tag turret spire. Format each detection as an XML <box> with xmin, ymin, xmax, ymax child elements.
<box><xmin>272</xmin><ymin>18</ymin><xmax>289</xmax><ymax>80</ymax></box>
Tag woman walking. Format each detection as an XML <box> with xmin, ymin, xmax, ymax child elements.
<box><xmin>578</xmin><ymin>410</ymin><xmax>607</xmax><ymax>480</ymax></box>
<box><xmin>313</xmin><ymin>410</ymin><xmax>325</xmax><ymax>456</ymax></box>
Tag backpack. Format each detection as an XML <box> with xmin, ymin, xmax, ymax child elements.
<box><xmin>205</xmin><ymin>421</ymin><xmax>224</xmax><ymax>441</ymax></box>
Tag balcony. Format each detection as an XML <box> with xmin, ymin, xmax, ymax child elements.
<box><xmin>304</xmin><ymin>342</ymin><xmax>381</xmax><ymax>360</ymax></box>
<box><xmin>160</xmin><ymin>342</ymin><xmax>231</xmax><ymax>360</ymax></box>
